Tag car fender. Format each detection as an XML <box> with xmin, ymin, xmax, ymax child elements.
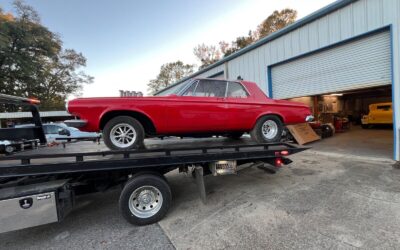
<box><xmin>99</xmin><ymin>108</ymin><xmax>157</xmax><ymax>131</ymax></box>
<box><xmin>252</xmin><ymin>112</ymin><xmax>286</xmax><ymax>128</ymax></box>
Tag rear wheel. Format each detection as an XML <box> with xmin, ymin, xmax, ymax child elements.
<box><xmin>250</xmin><ymin>115</ymin><xmax>283</xmax><ymax>143</ymax></box>
<box><xmin>119</xmin><ymin>174</ymin><xmax>171</xmax><ymax>225</ymax></box>
<box><xmin>103</xmin><ymin>116</ymin><xmax>144</xmax><ymax>150</ymax></box>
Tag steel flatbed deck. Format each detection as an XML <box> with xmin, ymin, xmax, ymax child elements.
<box><xmin>0</xmin><ymin>140</ymin><xmax>306</xmax><ymax>178</ymax></box>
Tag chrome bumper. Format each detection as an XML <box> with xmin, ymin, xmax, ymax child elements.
<box><xmin>305</xmin><ymin>115</ymin><xmax>314</xmax><ymax>122</ymax></box>
<box><xmin>64</xmin><ymin>119</ymin><xmax>87</xmax><ymax>128</ymax></box>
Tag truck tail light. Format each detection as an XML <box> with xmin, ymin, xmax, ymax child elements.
<box><xmin>28</xmin><ymin>98</ymin><xmax>40</xmax><ymax>104</ymax></box>
<box><xmin>275</xmin><ymin>158</ymin><xmax>283</xmax><ymax>167</ymax></box>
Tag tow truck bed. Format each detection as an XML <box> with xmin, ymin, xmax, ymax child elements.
<box><xmin>0</xmin><ymin>94</ymin><xmax>309</xmax><ymax>233</ymax></box>
<box><xmin>0</xmin><ymin>139</ymin><xmax>306</xmax><ymax>178</ymax></box>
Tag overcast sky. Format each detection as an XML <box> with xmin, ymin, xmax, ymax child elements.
<box><xmin>1</xmin><ymin>0</ymin><xmax>335</xmax><ymax>97</ymax></box>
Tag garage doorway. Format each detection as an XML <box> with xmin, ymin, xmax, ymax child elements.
<box><xmin>268</xmin><ymin>28</ymin><xmax>394</xmax><ymax>159</ymax></box>
<box><xmin>289</xmin><ymin>86</ymin><xmax>393</xmax><ymax>159</ymax></box>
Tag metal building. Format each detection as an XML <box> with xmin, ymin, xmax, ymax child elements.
<box><xmin>176</xmin><ymin>0</ymin><xmax>399</xmax><ymax>160</ymax></box>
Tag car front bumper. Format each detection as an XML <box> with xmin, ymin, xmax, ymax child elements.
<box><xmin>64</xmin><ymin>119</ymin><xmax>87</xmax><ymax>128</ymax></box>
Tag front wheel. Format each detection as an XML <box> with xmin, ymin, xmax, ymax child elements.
<box><xmin>250</xmin><ymin>115</ymin><xmax>283</xmax><ymax>143</ymax></box>
<box><xmin>103</xmin><ymin>116</ymin><xmax>145</xmax><ymax>150</ymax></box>
<box><xmin>119</xmin><ymin>174</ymin><xmax>172</xmax><ymax>226</ymax></box>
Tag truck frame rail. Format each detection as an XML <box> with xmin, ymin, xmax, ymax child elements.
<box><xmin>0</xmin><ymin>142</ymin><xmax>307</xmax><ymax>178</ymax></box>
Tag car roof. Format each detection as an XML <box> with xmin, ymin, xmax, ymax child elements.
<box><xmin>193</xmin><ymin>77</ymin><xmax>241</xmax><ymax>83</ymax></box>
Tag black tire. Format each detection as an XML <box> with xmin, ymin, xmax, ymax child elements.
<box><xmin>250</xmin><ymin>115</ymin><xmax>283</xmax><ymax>143</ymax></box>
<box><xmin>226</xmin><ymin>132</ymin><xmax>244</xmax><ymax>140</ymax></box>
<box><xmin>103</xmin><ymin>116</ymin><xmax>145</xmax><ymax>150</ymax></box>
<box><xmin>119</xmin><ymin>174</ymin><xmax>171</xmax><ymax>226</ymax></box>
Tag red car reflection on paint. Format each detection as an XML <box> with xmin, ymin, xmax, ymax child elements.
<box><xmin>66</xmin><ymin>78</ymin><xmax>313</xmax><ymax>150</ymax></box>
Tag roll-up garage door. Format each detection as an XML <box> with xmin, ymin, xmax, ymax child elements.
<box><xmin>270</xmin><ymin>30</ymin><xmax>391</xmax><ymax>99</ymax></box>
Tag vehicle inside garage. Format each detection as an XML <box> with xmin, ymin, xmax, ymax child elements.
<box><xmin>288</xmin><ymin>85</ymin><xmax>393</xmax><ymax>159</ymax></box>
<box><xmin>268</xmin><ymin>29</ymin><xmax>394</xmax><ymax>160</ymax></box>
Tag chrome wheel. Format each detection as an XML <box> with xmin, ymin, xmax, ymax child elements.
<box><xmin>110</xmin><ymin>123</ymin><xmax>137</xmax><ymax>148</ymax></box>
<box><xmin>128</xmin><ymin>186</ymin><xmax>163</xmax><ymax>219</ymax></box>
<box><xmin>262</xmin><ymin>120</ymin><xmax>278</xmax><ymax>140</ymax></box>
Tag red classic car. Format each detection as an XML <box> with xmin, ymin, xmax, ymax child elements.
<box><xmin>66</xmin><ymin>78</ymin><xmax>313</xmax><ymax>150</ymax></box>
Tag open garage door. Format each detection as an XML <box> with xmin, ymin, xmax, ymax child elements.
<box><xmin>270</xmin><ymin>30</ymin><xmax>391</xmax><ymax>99</ymax></box>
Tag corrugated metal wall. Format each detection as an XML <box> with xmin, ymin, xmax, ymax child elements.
<box><xmin>271</xmin><ymin>31</ymin><xmax>391</xmax><ymax>99</ymax></box>
<box><xmin>195</xmin><ymin>64</ymin><xmax>225</xmax><ymax>78</ymax></box>
<box><xmin>225</xmin><ymin>0</ymin><xmax>397</xmax><ymax>92</ymax></box>
<box><xmin>194</xmin><ymin>0</ymin><xmax>400</xmax><ymax>159</ymax></box>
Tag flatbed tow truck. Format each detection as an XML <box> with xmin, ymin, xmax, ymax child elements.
<box><xmin>0</xmin><ymin>94</ymin><xmax>308</xmax><ymax>234</ymax></box>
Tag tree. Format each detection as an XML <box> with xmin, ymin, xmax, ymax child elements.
<box><xmin>219</xmin><ymin>9</ymin><xmax>297</xmax><ymax>57</ymax></box>
<box><xmin>0</xmin><ymin>1</ymin><xmax>93</xmax><ymax>111</ymax></box>
<box><xmin>193</xmin><ymin>43</ymin><xmax>221</xmax><ymax>69</ymax></box>
<box><xmin>255</xmin><ymin>9</ymin><xmax>297</xmax><ymax>39</ymax></box>
<box><xmin>147</xmin><ymin>61</ymin><xmax>194</xmax><ymax>94</ymax></box>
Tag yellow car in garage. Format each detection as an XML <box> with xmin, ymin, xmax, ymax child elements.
<box><xmin>361</xmin><ymin>102</ymin><xmax>393</xmax><ymax>128</ymax></box>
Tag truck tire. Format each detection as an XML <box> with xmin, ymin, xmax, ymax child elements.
<box><xmin>119</xmin><ymin>174</ymin><xmax>171</xmax><ymax>226</ymax></box>
<box><xmin>250</xmin><ymin>115</ymin><xmax>283</xmax><ymax>143</ymax></box>
<box><xmin>103</xmin><ymin>116</ymin><xmax>144</xmax><ymax>150</ymax></box>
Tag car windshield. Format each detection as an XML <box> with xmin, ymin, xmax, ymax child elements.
<box><xmin>154</xmin><ymin>79</ymin><xmax>192</xmax><ymax>96</ymax></box>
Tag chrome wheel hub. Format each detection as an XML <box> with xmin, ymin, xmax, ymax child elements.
<box><xmin>129</xmin><ymin>186</ymin><xmax>163</xmax><ymax>218</ymax></box>
<box><xmin>262</xmin><ymin>120</ymin><xmax>278</xmax><ymax>140</ymax></box>
<box><xmin>110</xmin><ymin>123</ymin><xmax>136</xmax><ymax>148</ymax></box>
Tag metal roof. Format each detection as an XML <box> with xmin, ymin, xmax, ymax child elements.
<box><xmin>0</xmin><ymin>111</ymin><xmax>71</xmax><ymax>119</ymax></box>
<box><xmin>166</xmin><ymin>0</ymin><xmax>356</xmax><ymax>90</ymax></box>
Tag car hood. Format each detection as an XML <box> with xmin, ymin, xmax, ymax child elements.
<box><xmin>71</xmin><ymin>131</ymin><xmax>100</xmax><ymax>137</ymax></box>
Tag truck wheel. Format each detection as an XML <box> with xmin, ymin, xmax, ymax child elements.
<box><xmin>103</xmin><ymin>116</ymin><xmax>144</xmax><ymax>150</ymax></box>
<box><xmin>250</xmin><ymin>115</ymin><xmax>283</xmax><ymax>143</ymax></box>
<box><xmin>119</xmin><ymin>174</ymin><xmax>171</xmax><ymax>226</ymax></box>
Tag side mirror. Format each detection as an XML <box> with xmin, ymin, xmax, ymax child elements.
<box><xmin>58</xmin><ymin>129</ymin><xmax>70</xmax><ymax>136</ymax></box>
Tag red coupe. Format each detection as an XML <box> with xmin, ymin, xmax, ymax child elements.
<box><xmin>66</xmin><ymin>78</ymin><xmax>313</xmax><ymax>150</ymax></box>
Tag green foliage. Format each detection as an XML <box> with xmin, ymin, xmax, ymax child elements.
<box><xmin>0</xmin><ymin>1</ymin><xmax>93</xmax><ymax>111</ymax></box>
<box><xmin>147</xmin><ymin>61</ymin><xmax>194</xmax><ymax>94</ymax></box>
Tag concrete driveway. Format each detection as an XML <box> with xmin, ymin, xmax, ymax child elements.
<box><xmin>1</xmin><ymin>151</ymin><xmax>399</xmax><ymax>249</ymax></box>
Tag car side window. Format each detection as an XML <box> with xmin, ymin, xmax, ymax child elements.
<box><xmin>46</xmin><ymin>125</ymin><xmax>59</xmax><ymax>134</ymax></box>
<box><xmin>227</xmin><ymin>82</ymin><xmax>248</xmax><ymax>98</ymax></box>
<box><xmin>193</xmin><ymin>80</ymin><xmax>226</xmax><ymax>97</ymax></box>
<box><xmin>42</xmin><ymin>125</ymin><xmax>49</xmax><ymax>134</ymax></box>
<box><xmin>377</xmin><ymin>105</ymin><xmax>391</xmax><ymax>111</ymax></box>
<box><xmin>182</xmin><ymin>81</ymin><xmax>198</xmax><ymax>96</ymax></box>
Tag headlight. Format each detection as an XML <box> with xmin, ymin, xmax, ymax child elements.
<box><xmin>65</xmin><ymin>101</ymin><xmax>69</xmax><ymax>112</ymax></box>
<box><xmin>305</xmin><ymin>115</ymin><xmax>314</xmax><ymax>122</ymax></box>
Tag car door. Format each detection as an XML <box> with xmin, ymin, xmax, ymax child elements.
<box><xmin>224</xmin><ymin>81</ymin><xmax>257</xmax><ymax>131</ymax></box>
<box><xmin>376</xmin><ymin>104</ymin><xmax>393</xmax><ymax>124</ymax></box>
<box><xmin>164</xmin><ymin>79</ymin><xmax>229</xmax><ymax>134</ymax></box>
<box><xmin>44</xmin><ymin>125</ymin><xmax>59</xmax><ymax>142</ymax></box>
